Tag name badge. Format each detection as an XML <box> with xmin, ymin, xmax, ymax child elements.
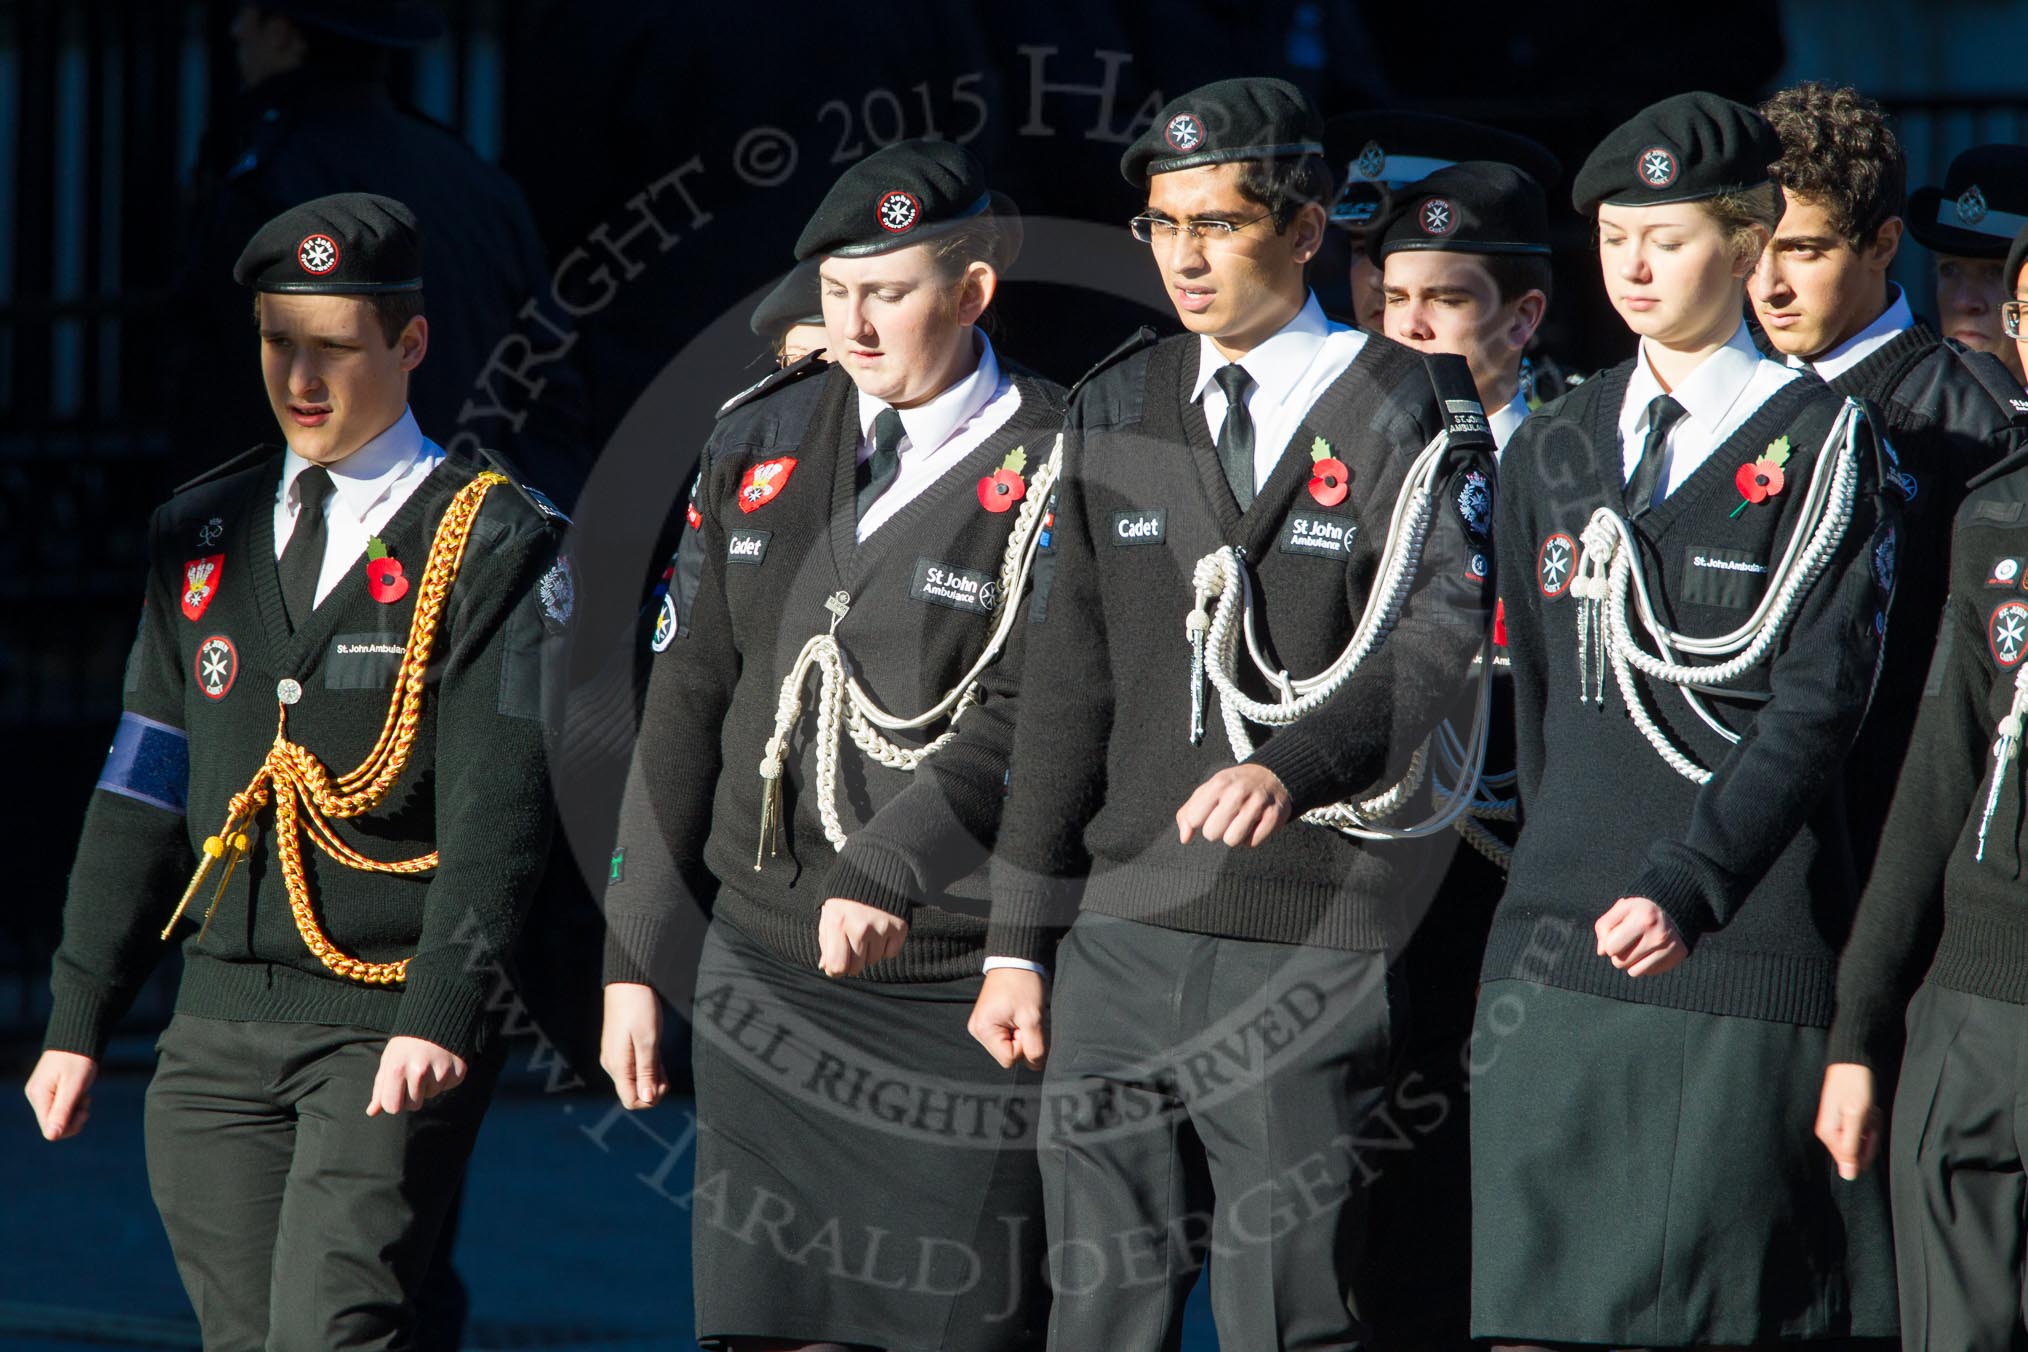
<box><xmin>910</xmin><ymin>557</ymin><xmax>998</xmax><ymax>615</ymax></box>
<box><xmin>1279</xmin><ymin>510</ymin><xmax>1357</xmax><ymax>558</ymax></box>
<box><xmin>726</xmin><ymin>529</ymin><xmax>772</xmax><ymax>565</ymax></box>
<box><xmin>326</xmin><ymin>633</ymin><xmax>406</xmax><ymax>690</ymax></box>
<box><xmin>1681</xmin><ymin>544</ymin><xmax>1769</xmax><ymax>609</ymax></box>
<box><xmin>1111</xmin><ymin>508</ymin><xmax>1167</xmax><ymax>546</ymax></box>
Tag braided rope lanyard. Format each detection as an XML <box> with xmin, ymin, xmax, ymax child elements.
<box><xmin>1184</xmin><ymin>429</ymin><xmax>1498</xmax><ymax>842</ymax></box>
<box><xmin>1975</xmin><ymin>663</ymin><xmax>2028</xmax><ymax>860</ymax></box>
<box><xmin>1568</xmin><ymin>399</ymin><xmax>1865</xmax><ymax>785</ymax></box>
<box><xmin>159</xmin><ymin>471</ymin><xmax>508</xmax><ymax>985</ymax></box>
<box><xmin>754</xmin><ymin>439</ymin><xmax>1062</xmax><ymax>865</ymax></box>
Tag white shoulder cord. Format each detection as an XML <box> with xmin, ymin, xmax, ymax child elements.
<box><xmin>754</xmin><ymin>435</ymin><xmax>1063</xmax><ymax>865</ymax></box>
<box><xmin>1568</xmin><ymin>398</ymin><xmax>1866</xmax><ymax>785</ymax></box>
<box><xmin>1184</xmin><ymin>429</ymin><xmax>1496</xmax><ymax>840</ymax></box>
<box><xmin>1428</xmin><ymin>672</ymin><xmax>1518</xmax><ymax>866</ymax></box>
<box><xmin>1975</xmin><ymin>663</ymin><xmax>2028</xmax><ymax>861</ymax></box>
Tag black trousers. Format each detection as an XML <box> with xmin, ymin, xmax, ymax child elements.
<box><xmin>1037</xmin><ymin>913</ymin><xmax>1396</xmax><ymax>1352</ymax></box>
<box><xmin>143</xmin><ymin>1013</ymin><xmax>499</xmax><ymax>1351</ymax></box>
<box><xmin>1891</xmin><ymin>981</ymin><xmax>2028</xmax><ymax>1352</ymax></box>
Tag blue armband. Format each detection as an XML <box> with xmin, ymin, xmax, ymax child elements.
<box><xmin>96</xmin><ymin>712</ymin><xmax>189</xmax><ymax>815</ymax></box>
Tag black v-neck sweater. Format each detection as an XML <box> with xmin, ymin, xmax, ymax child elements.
<box><xmin>1485</xmin><ymin>360</ymin><xmax>1895</xmax><ymax>1025</ymax></box>
<box><xmin>987</xmin><ymin>332</ymin><xmax>1496</xmax><ymax>963</ymax></box>
<box><xmin>46</xmin><ymin>451</ymin><xmax>564</xmax><ymax>1060</ymax></box>
<box><xmin>604</xmin><ymin>363</ymin><xmax>1068</xmax><ymax>987</ymax></box>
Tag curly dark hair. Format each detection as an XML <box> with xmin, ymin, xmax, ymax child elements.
<box><xmin>1760</xmin><ymin>82</ymin><xmax>1905</xmax><ymax>244</ymax></box>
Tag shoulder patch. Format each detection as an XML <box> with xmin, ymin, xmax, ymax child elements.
<box><xmin>1070</xmin><ymin>327</ymin><xmax>1161</xmax><ymax>402</ymax></box>
<box><xmin>716</xmin><ymin>350</ymin><xmax>828</xmax><ymax>421</ymax></box>
<box><xmin>172</xmin><ymin>444</ymin><xmax>278</xmax><ymax>497</ymax></box>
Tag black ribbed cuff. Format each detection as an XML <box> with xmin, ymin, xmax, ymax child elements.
<box><xmin>603</xmin><ymin>907</ymin><xmax>677</xmax><ymax>989</ymax></box>
<box><xmin>821</xmin><ymin>842</ymin><xmax>922</xmax><ymax>918</ymax></box>
<box><xmin>43</xmin><ymin>985</ymin><xmax>119</xmax><ymax>1059</ymax></box>
<box><xmin>390</xmin><ymin>975</ymin><xmax>493</xmax><ymax>1062</ymax></box>
<box><xmin>1628</xmin><ymin>857</ymin><xmax>1716</xmax><ymax>947</ymax></box>
<box><xmin>1243</xmin><ymin>729</ymin><xmax>1338</xmax><ymax>813</ymax></box>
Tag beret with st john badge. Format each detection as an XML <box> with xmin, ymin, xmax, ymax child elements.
<box><xmin>1367</xmin><ymin>161</ymin><xmax>1551</xmax><ymax>262</ymax></box>
<box><xmin>233</xmin><ymin>191</ymin><xmax>423</xmax><ymax>293</ymax></box>
<box><xmin>794</xmin><ymin>138</ymin><xmax>1018</xmax><ymax>262</ymax></box>
<box><xmin>1572</xmin><ymin>92</ymin><xmax>1782</xmax><ymax>216</ymax></box>
<box><xmin>1908</xmin><ymin>145</ymin><xmax>2028</xmax><ymax>259</ymax></box>
<box><xmin>1121</xmin><ymin>77</ymin><xmax>1326</xmax><ymax>186</ymax></box>
<box><xmin>1323</xmin><ymin>111</ymin><xmax>1561</xmax><ymax>230</ymax></box>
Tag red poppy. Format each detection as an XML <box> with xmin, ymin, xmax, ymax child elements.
<box><xmin>1308</xmin><ymin>457</ymin><xmax>1351</xmax><ymax>508</ymax></box>
<box><xmin>978</xmin><ymin>468</ymin><xmax>1027</xmax><ymax>513</ymax></box>
<box><xmin>367</xmin><ymin>557</ymin><xmax>410</xmax><ymax>604</ymax></box>
<box><xmin>1492</xmin><ymin>598</ymin><xmax>1508</xmax><ymax>648</ymax></box>
<box><xmin>1734</xmin><ymin>457</ymin><xmax>1786</xmax><ymax>506</ymax></box>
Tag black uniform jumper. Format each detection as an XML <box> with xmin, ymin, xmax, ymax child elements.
<box><xmin>1821</xmin><ymin>322</ymin><xmax>2027</xmax><ymax>882</ymax></box>
<box><xmin>1831</xmin><ymin>445</ymin><xmax>2028</xmax><ymax>1352</ymax></box>
<box><xmin>1472</xmin><ymin>356</ymin><xmax>1901</xmax><ymax>1345</ymax></box>
<box><xmin>49</xmin><ymin>446</ymin><xmax>564</xmax><ymax>1347</ymax></box>
<box><xmin>989</xmin><ymin>329</ymin><xmax>1494</xmax><ymax>1349</ymax></box>
<box><xmin>604</xmin><ymin>358</ymin><xmax>1066</xmax><ymax>1352</ymax></box>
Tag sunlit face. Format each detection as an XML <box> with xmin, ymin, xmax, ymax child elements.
<box><xmin>1348</xmin><ymin>249</ymin><xmax>1386</xmax><ymax>332</ymax></box>
<box><xmin>819</xmin><ymin>244</ymin><xmax>991</xmax><ymax>408</ymax></box>
<box><xmin>779</xmin><ymin>322</ymin><xmax>830</xmax><ymax>368</ymax></box>
<box><xmin>1142</xmin><ymin>162</ymin><xmax>1324</xmax><ymax>357</ymax></box>
<box><xmin>1597</xmin><ymin>202</ymin><xmax>1759</xmax><ymax>351</ymax></box>
<box><xmin>1381</xmin><ymin>250</ymin><xmax>1544</xmax><ymax>407</ymax></box>
<box><xmin>1936</xmin><ymin>255</ymin><xmax>2022</xmax><ymax>380</ymax></box>
<box><xmin>1750</xmin><ymin>195</ymin><xmax>1900</xmax><ymax>361</ymax></box>
<box><xmin>257</xmin><ymin>292</ymin><xmax>424</xmax><ymax>466</ymax></box>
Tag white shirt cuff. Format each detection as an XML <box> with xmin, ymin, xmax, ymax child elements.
<box><xmin>982</xmin><ymin>956</ymin><xmax>1048</xmax><ymax>978</ymax></box>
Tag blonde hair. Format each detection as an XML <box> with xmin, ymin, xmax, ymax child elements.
<box><xmin>1701</xmin><ymin>182</ymin><xmax>1784</xmax><ymax>270</ymax></box>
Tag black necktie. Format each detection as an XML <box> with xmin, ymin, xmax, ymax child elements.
<box><xmin>278</xmin><ymin>465</ymin><xmax>333</xmax><ymax>632</ymax></box>
<box><xmin>1625</xmin><ymin>394</ymin><xmax>1688</xmax><ymax>518</ymax></box>
<box><xmin>855</xmin><ymin>408</ymin><xmax>904</xmax><ymax>524</ymax></box>
<box><xmin>1213</xmin><ymin>363</ymin><xmax>1257</xmax><ymax>511</ymax></box>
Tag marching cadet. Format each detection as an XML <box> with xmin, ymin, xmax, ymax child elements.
<box><xmin>1751</xmin><ymin>81</ymin><xmax>2028</xmax><ymax>880</ymax></box>
<box><xmin>1320</xmin><ymin>110</ymin><xmax>1560</xmax><ymax>339</ymax></box>
<box><xmin>22</xmin><ymin>192</ymin><xmax>567</xmax><ymax>1348</ymax></box>
<box><xmin>1360</xmin><ymin>156</ymin><xmax>1554</xmax><ymax>1349</ymax></box>
<box><xmin>1371</xmin><ymin>162</ymin><xmax>1555</xmax><ymax>452</ymax></box>
<box><xmin>1474</xmin><ymin>93</ymin><xmax>1900</xmax><ymax>1349</ymax></box>
<box><xmin>1817</xmin><ymin>218</ymin><xmax>2028</xmax><ymax>1352</ymax></box>
<box><xmin>1907</xmin><ymin>144</ymin><xmax>2028</xmax><ymax>386</ymax></box>
<box><xmin>598</xmin><ymin>140</ymin><xmax>1062</xmax><ymax>1351</ymax></box>
<box><xmin>970</xmin><ymin>77</ymin><xmax>1496</xmax><ymax>1348</ymax></box>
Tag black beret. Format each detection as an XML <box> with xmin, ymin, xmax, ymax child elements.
<box><xmin>233</xmin><ymin>192</ymin><xmax>422</xmax><ymax>293</ymax></box>
<box><xmin>1572</xmin><ymin>92</ymin><xmax>1782</xmax><ymax>216</ymax></box>
<box><xmin>1367</xmin><ymin>162</ymin><xmax>1551</xmax><ymax>263</ymax></box>
<box><xmin>750</xmin><ymin>259</ymin><xmax>825</xmax><ymax>342</ymax></box>
<box><xmin>1908</xmin><ymin>145</ymin><xmax>2028</xmax><ymax>259</ymax></box>
<box><xmin>2008</xmin><ymin>221</ymin><xmax>2028</xmax><ymax>300</ymax></box>
<box><xmin>258</xmin><ymin>0</ymin><xmax>443</xmax><ymax>46</ymax></box>
<box><xmin>794</xmin><ymin>138</ymin><xmax>1015</xmax><ymax>262</ymax></box>
<box><xmin>1121</xmin><ymin>77</ymin><xmax>1324</xmax><ymax>186</ymax></box>
<box><xmin>1322</xmin><ymin>111</ymin><xmax>1561</xmax><ymax>229</ymax></box>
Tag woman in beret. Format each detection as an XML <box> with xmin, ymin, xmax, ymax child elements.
<box><xmin>1471</xmin><ymin>92</ymin><xmax>1899</xmax><ymax>1349</ymax></box>
<box><xmin>600</xmin><ymin>139</ymin><xmax>1063</xmax><ymax>1351</ymax></box>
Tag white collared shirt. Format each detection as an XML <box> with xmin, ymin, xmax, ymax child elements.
<box><xmin>1191</xmin><ymin>292</ymin><xmax>1370</xmax><ymax>490</ymax></box>
<box><xmin>274</xmin><ymin>406</ymin><xmax>445</xmax><ymax>606</ymax></box>
<box><xmin>1619</xmin><ymin>321</ymin><xmax>1801</xmax><ymax>507</ymax></box>
<box><xmin>1784</xmin><ymin>284</ymin><xmax>1915</xmax><ymax>384</ymax></box>
<box><xmin>855</xmin><ymin>332</ymin><xmax>1022</xmax><ymax>541</ymax></box>
<box><xmin>1488</xmin><ymin>389</ymin><xmax>1530</xmax><ymax>455</ymax></box>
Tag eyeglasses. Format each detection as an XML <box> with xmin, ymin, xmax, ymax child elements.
<box><xmin>1129</xmin><ymin>210</ymin><xmax>1275</xmax><ymax>245</ymax></box>
<box><xmin>2005</xmin><ymin>300</ymin><xmax>2025</xmax><ymax>339</ymax></box>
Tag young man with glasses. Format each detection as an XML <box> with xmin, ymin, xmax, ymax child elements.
<box><xmin>969</xmin><ymin>76</ymin><xmax>1495</xmax><ymax>1349</ymax></box>
<box><xmin>1750</xmin><ymin>83</ymin><xmax>2028</xmax><ymax>881</ymax></box>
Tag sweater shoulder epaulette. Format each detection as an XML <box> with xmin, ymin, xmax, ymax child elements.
<box><xmin>473</xmin><ymin>443</ymin><xmax>572</xmax><ymax>527</ymax></box>
<box><xmin>172</xmin><ymin>444</ymin><xmax>279</xmax><ymax>498</ymax></box>
<box><xmin>1938</xmin><ymin>337</ymin><xmax>2028</xmax><ymax>431</ymax></box>
<box><xmin>1070</xmin><ymin>326</ymin><xmax>1161</xmax><ymax>402</ymax></box>
<box><xmin>715</xmin><ymin>350</ymin><xmax>828</xmax><ymax>422</ymax></box>
<box><xmin>1421</xmin><ymin>350</ymin><xmax>1496</xmax><ymax>460</ymax></box>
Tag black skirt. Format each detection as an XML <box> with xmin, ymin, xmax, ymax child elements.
<box><xmin>689</xmin><ymin>915</ymin><xmax>1048</xmax><ymax>1351</ymax></box>
<box><xmin>1470</xmin><ymin>979</ymin><xmax>1898</xmax><ymax>1346</ymax></box>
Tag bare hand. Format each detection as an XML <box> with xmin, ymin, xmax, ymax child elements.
<box><xmin>1815</xmin><ymin>1062</ymin><xmax>1883</xmax><ymax>1181</ymax></box>
<box><xmin>366</xmin><ymin>1036</ymin><xmax>467</xmax><ymax>1116</ymax></box>
<box><xmin>1595</xmin><ymin>896</ymin><xmax>1689</xmax><ymax>978</ymax></box>
<box><xmin>25</xmin><ymin>1050</ymin><xmax>97</xmax><ymax>1141</ymax></box>
<box><xmin>968</xmin><ymin>968</ymin><xmax>1048</xmax><ymax>1070</ymax></box>
<box><xmin>818</xmin><ymin>896</ymin><xmax>909</xmax><ymax>977</ymax></box>
<box><xmin>600</xmin><ymin>981</ymin><xmax>667</xmax><ymax>1110</ymax></box>
<box><xmin>1177</xmin><ymin>764</ymin><xmax>1294</xmax><ymax>847</ymax></box>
